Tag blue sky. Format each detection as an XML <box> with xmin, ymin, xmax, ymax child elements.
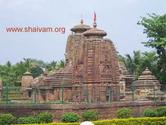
<box><xmin>0</xmin><ymin>0</ymin><xmax>165</xmax><ymax>64</ymax></box>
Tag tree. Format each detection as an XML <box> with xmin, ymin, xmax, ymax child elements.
<box><xmin>23</xmin><ymin>58</ymin><xmax>44</xmax><ymax>78</ymax></box>
<box><xmin>120</xmin><ymin>51</ymin><xmax>158</xmax><ymax>80</ymax></box>
<box><xmin>0</xmin><ymin>58</ymin><xmax>65</xmax><ymax>86</ymax></box>
<box><xmin>45</xmin><ymin>61</ymin><xmax>57</xmax><ymax>71</ymax></box>
<box><xmin>59</xmin><ymin>60</ymin><xmax>65</xmax><ymax>68</ymax></box>
<box><xmin>138</xmin><ymin>13</ymin><xmax>166</xmax><ymax>83</ymax></box>
<box><xmin>120</xmin><ymin>51</ymin><xmax>142</xmax><ymax>79</ymax></box>
<box><xmin>30</xmin><ymin>66</ymin><xmax>44</xmax><ymax>78</ymax></box>
<box><xmin>141</xmin><ymin>51</ymin><xmax>158</xmax><ymax>74</ymax></box>
<box><xmin>23</xmin><ymin>58</ymin><xmax>32</xmax><ymax>71</ymax></box>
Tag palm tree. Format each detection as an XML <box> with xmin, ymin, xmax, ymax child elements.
<box><xmin>122</xmin><ymin>51</ymin><xmax>141</xmax><ymax>77</ymax></box>
<box><xmin>23</xmin><ymin>58</ymin><xmax>32</xmax><ymax>71</ymax></box>
<box><xmin>120</xmin><ymin>51</ymin><xmax>160</xmax><ymax>80</ymax></box>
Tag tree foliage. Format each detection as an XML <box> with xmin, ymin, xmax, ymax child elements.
<box><xmin>0</xmin><ymin>59</ymin><xmax>65</xmax><ymax>86</ymax></box>
<box><xmin>138</xmin><ymin>13</ymin><xmax>166</xmax><ymax>83</ymax></box>
<box><xmin>120</xmin><ymin>51</ymin><xmax>158</xmax><ymax>80</ymax></box>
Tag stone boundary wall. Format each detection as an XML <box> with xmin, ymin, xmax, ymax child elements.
<box><xmin>0</xmin><ymin>101</ymin><xmax>166</xmax><ymax>121</ymax></box>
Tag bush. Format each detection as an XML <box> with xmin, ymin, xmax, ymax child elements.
<box><xmin>117</xmin><ymin>108</ymin><xmax>132</xmax><ymax>118</ymax></box>
<box><xmin>156</xmin><ymin>107</ymin><xmax>166</xmax><ymax>117</ymax></box>
<box><xmin>37</xmin><ymin>112</ymin><xmax>53</xmax><ymax>123</ymax></box>
<box><xmin>61</xmin><ymin>112</ymin><xmax>80</xmax><ymax>123</ymax></box>
<box><xmin>93</xmin><ymin>117</ymin><xmax>166</xmax><ymax>125</ymax></box>
<box><xmin>81</xmin><ymin>110</ymin><xmax>98</xmax><ymax>121</ymax></box>
<box><xmin>143</xmin><ymin>108</ymin><xmax>157</xmax><ymax>117</ymax></box>
<box><xmin>0</xmin><ymin>113</ymin><xmax>16</xmax><ymax>125</ymax></box>
<box><xmin>17</xmin><ymin>116</ymin><xmax>38</xmax><ymax>124</ymax></box>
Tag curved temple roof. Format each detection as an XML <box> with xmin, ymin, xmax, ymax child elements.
<box><xmin>133</xmin><ymin>67</ymin><xmax>161</xmax><ymax>88</ymax></box>
<box><xmin>71</xmin><ymin>19</ymin><xmax>91</xmax><ymax>33</ymax></box>
<box><xmin>83</xmin><ymin>22</ymin><xmax>107</xmax><ymax>37</ymax></box>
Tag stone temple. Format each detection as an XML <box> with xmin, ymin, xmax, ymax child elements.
<box><xmin>30</xmin><ymin>19</ymin><xmax>122</xmax><ymax>103</ymax></box>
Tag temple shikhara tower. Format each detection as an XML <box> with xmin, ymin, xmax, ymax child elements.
<box><xmin>31</xmin><ymin>17</ymin><xmax>121</xmax><ymax>103</ymax></box>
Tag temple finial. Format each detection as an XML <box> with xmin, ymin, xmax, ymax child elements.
<box><xmin>93</xmin><ymin>22</ymin><xmax>97</xmax><ymax>28</ymax></box>
<box><xmin>80</xmin><ymin>14</ymin><xmax>83</xmax><ymax>24</ymax></box>
<box><xmin>93</xmin><ymin>12</ymin><xmax>97</xmax><ymax>28</ymax></box>
<box><xmin>81</xmin><ymin>18</ymin><xmax>83</xmax><ymax>24</ymax></box>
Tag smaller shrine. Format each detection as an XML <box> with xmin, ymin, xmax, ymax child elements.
<box><xmin>132</xmin><ymin>67</ymin><xmax>165</xmax><ymax>101</ymax></box>
<box><xmin>21</xmin><ymin>71</ymin><xmax>34</xmax><ymax>99</ymax></box>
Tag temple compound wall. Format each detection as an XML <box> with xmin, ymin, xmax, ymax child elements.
<box><xmin>0</xmin><ymin>101</ymin><xmax>165</xmax><ymax>121</ymax></box>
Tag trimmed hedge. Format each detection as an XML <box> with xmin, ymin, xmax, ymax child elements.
<box><xmin>17</xmin><ymin>117</ymin><xmax>166</xmax><ymax>125</ymax></box>
<box><xmin>94</xmin><ymin>117</ymin><xmax>166</xmax><ymax>125</ymax></box>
